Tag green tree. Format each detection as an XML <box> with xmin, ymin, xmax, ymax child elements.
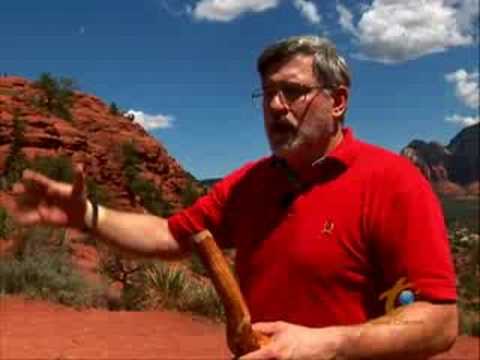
<box><xmin>121</xmin><ymin>141</ymin><xmax>141</xmax><ymax>183</ymax></box>
<box><xmin>86</xmin><ymin>179</ymin><xmax>112</xmax><ymax>207</ymax></box>
<box><xmin>181</xmin><ymin>180</ymin><xmax>202</xmax><ymax>208</ymax></box>
<box><xmin>3</xmin><ymin>111</ymin><xmax>29</xmax><ymax>187</ymax></box>
<box><xmin>109</xmin><ymin>102</ymin><xmax>120</xmax><ymax>116</ymax></box>
<box><xmin>33</xmin><ymin>73</ymin><xmax>76</xmax><ymax>121</ymax></box>
<box><xmin>130</xmin><ymin>177</ymin><xmax>171</xmax><ymax>217</ymax></box>
<box><xmin>0</xmin><ymin>225</ymin><xmax>104</xmax><ymax>308</ymax></box>
<box><xmin>120</xmin><ymin>141</ymin><xmax>171</xmax><ymax>216</ymax></box>
<box><xmin>0</xmin><ymin>206</ymin><xmax>14</xmax><ymax>239</ymax></box>
<box><xmin>30</xmin><ymin>154</ymin><xmax>74</xmax><ymax>183</ymax></box>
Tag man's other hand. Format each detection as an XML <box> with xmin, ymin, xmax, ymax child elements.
<box><xmin>4</xmin><ymin>164</ymin><xmax>88</xmax><ymax>229</ymax></box>
<box><xmin>239</xmin><ymin>321</ymin><xmax>347</xmax><ymax>360</ymax></box>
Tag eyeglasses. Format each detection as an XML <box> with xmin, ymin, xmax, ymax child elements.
<box><xmin>251</xmin><ymin>83</ymin><xmax>325</xmax><ymax>109</ymax></box>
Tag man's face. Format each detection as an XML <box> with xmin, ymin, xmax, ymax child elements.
<box><xmin>261</xmin><ymin>54</ymin><xmax>340</xmax><ymax>163</ymax></box>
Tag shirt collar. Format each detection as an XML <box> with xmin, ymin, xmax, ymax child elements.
<box><xmin>312</xmin><ymin>127</ymin><xmax>358</xmax><ymax>168</ymax></box>
<box><xmin>270</xmin><ymin>127</ymin><xmax>359</xmax><ymax>185</ymax></box>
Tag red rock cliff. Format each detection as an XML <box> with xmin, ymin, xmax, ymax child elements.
<box><xmin>0</xmin><ymin>75</ymin><xmax>202</xmax><ymax>213</ymax></box>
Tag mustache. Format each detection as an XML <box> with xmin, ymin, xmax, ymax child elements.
<box><xmin>269</xmin><ymin>118</ymin><xmax>295</xmax><ymax>133</ymax></box>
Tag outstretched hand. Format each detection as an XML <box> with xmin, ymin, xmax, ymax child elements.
<box><xmin>238</xmin><ymin>321</ymin><xmax>347</xmax><ymax>360</ymax></box>
<box><xmin>5</xmin><ymin>164</ymin><xmax>88</xmax><ymax>229</ymax></box>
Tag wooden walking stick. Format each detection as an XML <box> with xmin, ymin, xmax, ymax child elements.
<box><xmin>191</xmin><ymin>230</ymin><xmax>270</xmax><ymax>357</ymax></box>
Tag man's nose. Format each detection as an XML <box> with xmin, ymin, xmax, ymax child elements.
<box><xmin>266</xmin><ymin>92</ymin><xmax>288</xmax><ymax>114</ymax></box>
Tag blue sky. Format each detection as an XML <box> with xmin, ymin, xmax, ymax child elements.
<box><xmin>1</xmin><ymin>0</ymin><xmax>478</xmax><ymax>179</ymax></box>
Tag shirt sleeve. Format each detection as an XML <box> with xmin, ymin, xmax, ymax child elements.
<box><xmin>168</xmin><ymin>178</ymin><xmax>232</xmax><ymax>248</ymax></box>
<box><xmin>168</xmin><ymin>161</ymin><xmax>258</xmax><ymax>249</ymax></box>
<box><xmin>367</xmin><ymin>158</ymin><xmax>457</xmax><ymax>303</ymax></box>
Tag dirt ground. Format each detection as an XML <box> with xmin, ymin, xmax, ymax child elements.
<box><xmin>0</xmin><ymin>296</ymin><xmax>231</xmax><ymax>359</ymax></box>
<box><xmin>0</xmin><ymin>296</ymin><xmax>478</xmax><ymax>360</ymax></box>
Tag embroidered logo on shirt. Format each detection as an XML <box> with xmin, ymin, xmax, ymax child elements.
<box><xmin>321</xmin><ymin>220</ymin><xmax>335</xmax><ymax>235</ymax></box>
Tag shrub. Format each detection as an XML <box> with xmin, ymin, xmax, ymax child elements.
<box><xmin>0</xmin><ymin>206</ymin><xmax>14</xmax><ymax>239</ymax></box>
<box><xmin>86</xmin><ymin>178</ymin><xmax>113</xmax><ymax>207</ymax></box>
<box><xmin>3</xmin><ymin>111</ymin><xmax>29</xmax><ymax>187</ymax></box>
<box><xmin>450</xmin><ymin>227</ymin><xmax>480</xmax><ymax>336</ymax></box>
<box><xmin>0</xmin><ymin>225</ymin><xmax>105</xmax><ymax>308</ymax></box>
<box><xmin>146</xmin><ymin>262</ymin><xmax>187</xmax><ymax>301</ymax></box>
<box><xmin>111</xmin><ymin>261</ymin><xmax>225</xmax><ymax>320</ymax></box>
<box><xmin>29</xmin><ymin>154</ymin><xmax>74</xmax><ymax>183</ymax></box>
<box><xmin>96</xmin><ymin>251</ymin><xmax>150</xmax><ymax>311</ymax></box>
<box><xmin>130</xmin><ymin>177</ymin><xmax>172</xmax><ymax>217</ymax></box>
<box><xmin>181</xmin><ymin>180</ymin><xmax>203</xmax><ymax>208</ymax></box>
<box><xmin>188</xmin><ymin>249</ymin><xmax>236</xmax><ymax>281</ymax></box>
<box><xmin>121</xmin><ymin>141</ymin><xmax>141</xmax><ymax>183</ymax></box>
<box><xmin>109</xmin><ymin>102</ymin><xmax>120</xmax><ymax>116</ymax></box>
<box><xmin>121</xmin><ymin>141</ymin><xmax>172</xmax><ymax>216</ymax></box>
<box><xmin>189</xmin><ymin>252</ymin><xmax>209</xmax><ymax>277</ymax></box>
<box><xmin>441</xmin><ymin>196</ymin><xmax>479</xmax><ymax>233</ymax></box>
<box><xmin>181</xmin><ymin>282</ymin><xmax>225</xmax><ymax>320</ymax></box>
<box><xmin>33</xmin><ymin>73</ymin><xmax>76</xmax><ymax>122</ymax></box>
<box><xmin>144</xmin><ymin>262</ymin><xmax>225</xmax><ymax>321</ymax></box>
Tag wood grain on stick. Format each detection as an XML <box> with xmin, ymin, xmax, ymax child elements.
<box><xmin>191</xmin><ymin>230</ymin><xmax>270</xmax><ymax>356</ymax></box>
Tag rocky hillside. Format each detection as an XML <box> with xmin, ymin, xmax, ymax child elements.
<box><xmin>401</xmin><ymin>123</ymin><xmax>479</xmax><ymax>197</ymax></box>
<box><xmin>0</xmin><ymin>75</ymin><xmax>203</xmax><ymax>213</ymax></box>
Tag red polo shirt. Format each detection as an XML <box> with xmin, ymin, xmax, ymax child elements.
<box><xmin>168</xmin><ymin>128</ymin><xmax>457</xmax><ymax>327</ymax></box>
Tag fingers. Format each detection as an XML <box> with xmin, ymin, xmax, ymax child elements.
<box><xmin>12</xmin><ymin>209</ymin><xmax>42</xmax><ymax>225</ymax></box>
<box><xmin>238</xmin><ymin>347</ymin><xmax>274</xmax><ymax>359</ymax></box>
<box><xmin>38</xmin><ymin>204</ymin><xmax>68</xmax><ymax>225</ymax></box>
<box><xmin>20</xmin><ymin>170</ymin><xmax>54</xmax><ymax>202</ymax></box>
<box><xmin>22</xmin><ymin>169</ymin><xmax>54</xmax><ymax>190</ymax></box>
<box><xmin>21</xmin><ymin>168</ymin><xmax>74</xmax><ymax>199</ymax></box>
<box><xmin>12</xmin><ymin>182</ymin><xmax>26</xmax><ymax>195</ymax></box>
<box><xmin>6</xmin><ymin>165</ymin><xmax>83</xmax><ymax>227</ymax></box>
<box><xmin>237</xmin><ymin>322</ymin><xmax>284</xmax><ymax>359</ymax></box>
<box><xmin>239</xmin><ymin>322</ymin><xmax>291</xmax><ymax>359</ymax></box>
<box><xmin>11</xmin><ymin>204</ymin><xmax>68</xmax><ymax>226</ymax></box>
<box><xmin>9</xmin><ymin>182</ymin><xmax>41</xmax><ymax>217</ymax></box>
<box><xmin>252</xmin><ymin>321</ymin><xmax>286</xmax><ymax>335</ymax></box>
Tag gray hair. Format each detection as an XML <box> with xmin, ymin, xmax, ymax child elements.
<box><xmin>257</xmin><ymin>35</ymin><xmax>351</xmax><ymax>90</ymax></box>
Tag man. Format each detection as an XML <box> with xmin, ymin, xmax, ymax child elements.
<box><xmin>6</xmin><ymin>36</ymin><xmax>457</xmax><ymax>359</ymax></box>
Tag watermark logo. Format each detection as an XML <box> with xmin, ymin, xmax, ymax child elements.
<box><xmin>379</xmin><ymin>277</ymin><xmax>419</xmax><ymax>314</ymax></box>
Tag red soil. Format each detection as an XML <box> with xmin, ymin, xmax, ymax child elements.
<box><xmin>0</xmin><ymin>296</ymin><xmax>478</xmax><ymax>359</ymax></box>
<box><xmin>0</xmin><ymin>296</ymin><xmax>231</xmax><ymax>359</ymax></box>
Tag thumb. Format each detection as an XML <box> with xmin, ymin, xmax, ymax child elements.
<box><xmin>252</xmin><ymin>321</ymin><xmax>285</xmax><ymax>335</ymax></box>
<box><xmin>72</xmin><ymin>163</ymin><xmax>86</xmax><ymax>199</ymax></box>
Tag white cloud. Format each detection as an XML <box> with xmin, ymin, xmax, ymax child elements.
<box><xmin>126</xmin><ymin>110</ymin><xmax>174</xmax><ymax>130</ymax></box>
<box><xmin>445</xmin><ymin>114</ymin><xmax>480</xmax><ymax>126</ymax></box>
<box><xmin>445</xmin><ymin>69</ymin><xmax>479</xmax><ymax>109</ymax></box>
<box><xmin>445</xmin><ymin>68</ymin><xmax>479</xmax><ymax>127</ymax></box>
<box><xmin>293</xmin><ymin>0</ymin><xmax>321</xmax><ymax>24</ymax></box>
<box><xmin>192</xmin><ymin>0</ymin><xmax>279</xmax><ymax>22</ymax></box>
<box><xmin>336</xmin><ymin>3</ymin><xmax>355</xmax><ymax>34</ymax></box>
<box><xmin>336</xmin><ymin>0</ymin><xmax>478</xmax><ymax>63</ymax></box>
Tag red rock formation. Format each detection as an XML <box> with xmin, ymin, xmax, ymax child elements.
<box><xmin>465</xmin><ymin>181</ymin><xmax>479</xmax><ymax>196</ymax></box>
<box><xmin>0</xmin><ymin>76</ymin><xmax>203</xmax><ymax>213</ymax></box>
<box><xmin>401</xmin><ymin>125</ymin><xmax>479</xmax><ymax>199</ymax></box>
<box><xmin>433</xmin><ymin>180</ymin><xmax>467</xmax><ymax>197</ymax></box>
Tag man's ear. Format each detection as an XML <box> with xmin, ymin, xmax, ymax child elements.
<box><xmin>331</xmin><ymin>86</ymin><xmax>349</xmax><ymax>120</ymax></box>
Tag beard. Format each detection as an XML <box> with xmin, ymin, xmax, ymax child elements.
<box><xmin>267</xmin><ymin>122</ymin><xmax>304</xmax><ymax>157</ymax></box>
<box><xmin>266</xmin><ymin>116</ymin><xmax>335</xmax><ymax>160</ymax></box>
